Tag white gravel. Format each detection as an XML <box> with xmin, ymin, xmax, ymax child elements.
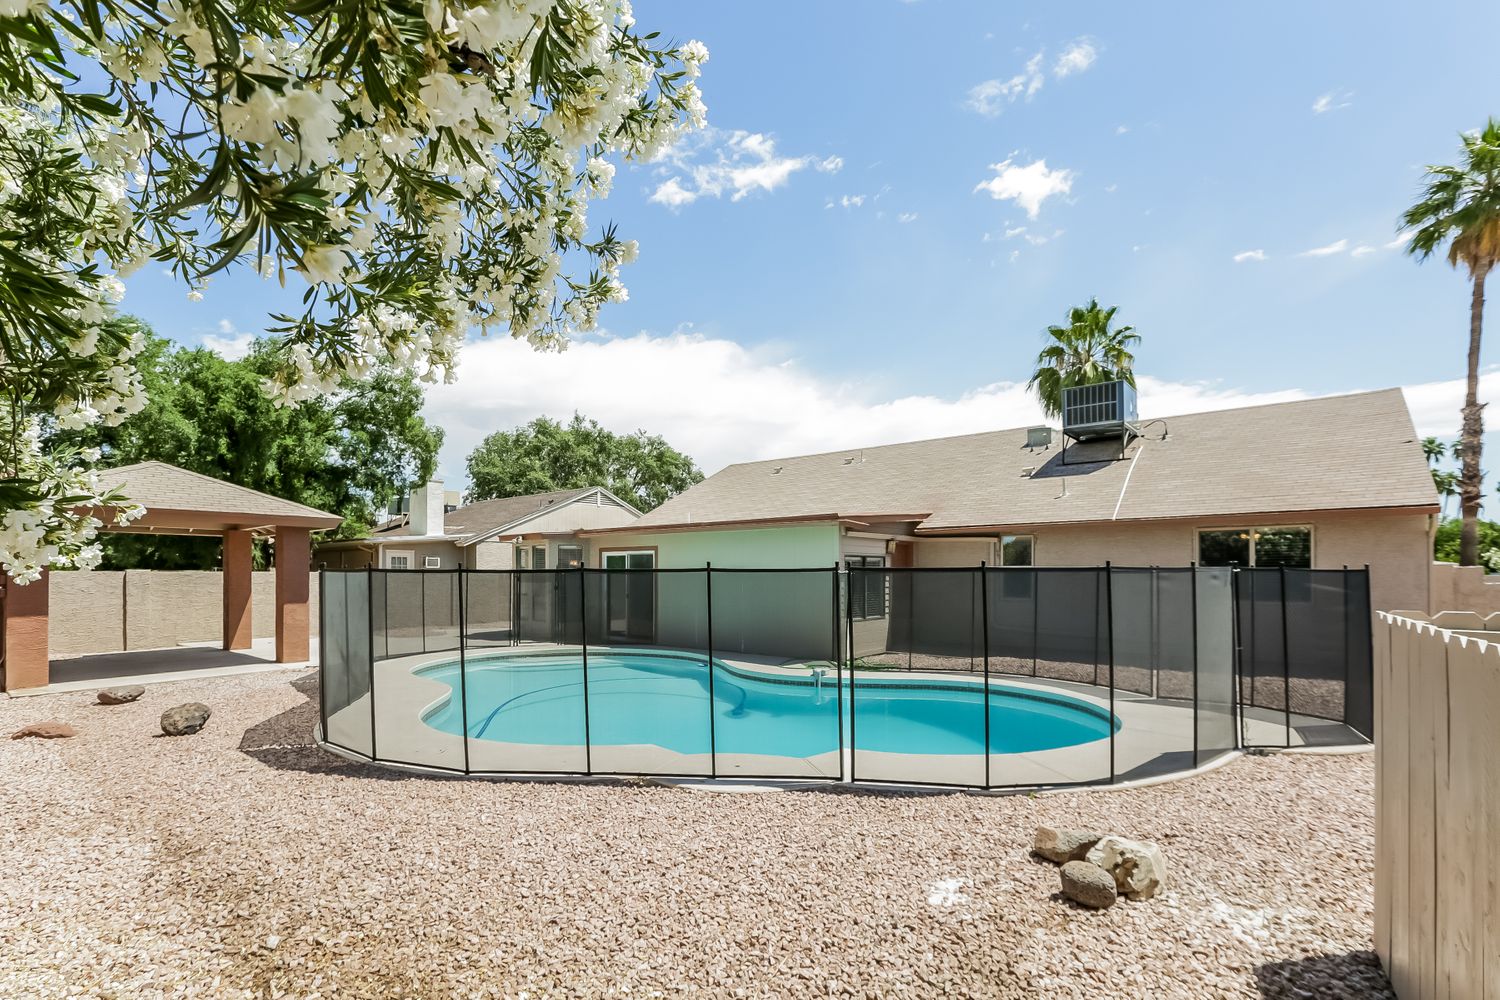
<box><xmin>0</xmin><ymin>668</ymin><xmax>1391</xmax><ymax>999</ymax></box>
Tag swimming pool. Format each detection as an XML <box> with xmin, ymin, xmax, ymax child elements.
<box><xmin>415</xmin><ymin>651</ymin><xmax>1117</xmax><ymax>758</ymax></box>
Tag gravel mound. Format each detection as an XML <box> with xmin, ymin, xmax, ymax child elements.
<box><xmin>0</xmin><ymin>669</ymin><xmax>1390</xmax><ymax>998</ymax></box>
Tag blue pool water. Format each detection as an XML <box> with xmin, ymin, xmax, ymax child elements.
<box><xmin>417</xmin><ymin>652</ymin><xmax>1116</xmax><ymax>757</ymax></box>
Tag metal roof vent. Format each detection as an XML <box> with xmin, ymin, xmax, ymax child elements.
<box><xmin>771</xmin><ymin>466</ymin><xmax>783</xmax><ymax>475</ymax></box>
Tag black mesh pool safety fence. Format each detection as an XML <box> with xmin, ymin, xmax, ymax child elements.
<box><xmin>318</xmin><ymin>564</ymin><xmax>1373</xmax><ymax>789</ymax></box>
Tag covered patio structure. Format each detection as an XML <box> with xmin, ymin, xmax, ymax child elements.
<box><xmin>0</xmin><ymin>461</ymin><xmax>341</xmax><ymax>692</ymax></box>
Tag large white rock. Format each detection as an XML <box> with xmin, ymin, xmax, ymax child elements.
<box><xmin>1032</xmin><ymin>826</ymin><xmax>1104</xmax><ymax>864</ymax></box>
<box><xmin>1085</xmin><ymin>836</ymin><xmax>1168</xmax><ymax>900</ymax></box>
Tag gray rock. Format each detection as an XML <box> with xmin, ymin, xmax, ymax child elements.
<box><xmin>11</xmin><ymin>720</ymin><xmax>77</xmax><ymax>740</ymax></box>
<box><xmin>97</xmin><ymin>686</ymin><xmax>145</xmax><ymax>705</ymax></box>
<box><xmin>1085</xmin><ymin>835</ymin><xmax>1168</xmax><ymax>900</ymax></box>
<box><xmin>160</xmin><ymin>703</ymin><xmax>211</xmax><ymax>737</ymax></box>
<box><xmin>1032</xmin><ymin>826</ymin><xmax>1104</xmax><ymax>864</ymax></box>
<box><xmin>1059</xmin><ymin>861</ymin><xmax>1117</xmax><ymax>909</ymax></box>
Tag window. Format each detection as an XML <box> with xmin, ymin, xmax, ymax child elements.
<box><xmin>558</xmin><ymin>545</ymin><xmax>584</xmax><ymax>569</ymax></box>
<box><xmin>846</xmin><ymin>555</ymin><xmax>887</xmax><ymax>620</ymax></box>
<box><xmin>1197</xmin><ymin>526</ymin><xmax>1312</xmax><ymax>568</ymax></box>
<box><xmin>517</xmin><ymin>547</ymin><xmax>529</xmax><ymax>569</ymax></box>
<box><xmin>532</xmin><ymin>545</ymin><xmax>546</xmax><ymax>570</ymax></box>
<box><xmin>386</xmin><ymin>550</ymin><xmax>413</xmax><ymax>570</ymax></box>
<box><xmin>601</xmin><ymin>550</ymin><xmax>654</xmax><ymax>570</ymax></box>
<box><xmin>1000</xmin><ymin>535</ymin><xmax>1034</xmax><ymax>567</ymax></box>
<box><xmin>423</xmin><ymin>555</ymin><xmax>442</xmax><ymax>569</ymax></box>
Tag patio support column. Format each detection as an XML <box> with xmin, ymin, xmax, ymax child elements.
<box><xmin>2</xmin><ymin>571</ymin><xmax>50</xmax><ymax>691</ymax></box>
<box><xmin>222</xmin><ymin>529</ymin><xmax>253</xmax><ymax>651</ymax></box>
<box><xmin>274</xmin><ymin>527</ymin><xmax>311</xmax><ymax>663</ymax></box>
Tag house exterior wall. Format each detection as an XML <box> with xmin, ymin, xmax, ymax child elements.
<box><xmin>48</xmin><ymin>570</ymin><xmax>321</xmax><ymax>655</ymax></box>
<box><xmin>593</xmin><ymin>524</ymin><xmax>842</xmax><ymax>569</ymax></box>
<box><xmin>1015</xmin><ymin>508</ymin><xmax>1430</xmax><ymax>612</ymax></box>
<box><xmin>376</xmin><ymin>539</ymin><xmax>465</xmax><ymax>570</ymax></box>
<box><xmin>506</xmin><ymin>496</ymin><xmax>639</xmax><ymax>535</ymax></box>
<box><xmin>470</xmin><ymin>539</ymin><xmax>514</xmax><ymax>570</ymax></box>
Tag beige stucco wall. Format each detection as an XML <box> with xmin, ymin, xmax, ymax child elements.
<box><xmin>1426</xmin><ymin>562</ymin><xmax>1500</xmax><ymax>616</ymax></box>
<box><xmin>913</xmin><ymin>537</ymin><xmax>992</xmax><ymax>567</ymax></box>
<box><xmin>49</xmin><ymin>570</ymin><xmax>320</xmax><ymax>655</ymax></box>
<box><xmin>470</xmin><ymin>539</ymin><xmax>514</xmax><ymax>570</ymax></box>
<box><xmin>1017</xmin><ymin>509</ymin><xmax>1431</xmax><ymax>612</ymax></box>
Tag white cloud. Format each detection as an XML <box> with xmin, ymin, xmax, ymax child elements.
<box><xmin>1351</xmin><ymin>244</ymin><xmax>1378</xmax><ymax>257</ymax></box>
<box><xmin>1385</xmin><ymin>234</ymin><xmax>1411</xmax><ymax>250</ymax></box>
<box><xmin>648</xmin><ymin>176</ymin><xmax>697</xmax><ymax>209</ymax></box>
<box><xmin>1053</xmin><ymin>39</ymin><xmax>1097</xmax><ymax>78</ymax></box>
<box><xmin>974</xmin><ymin>158</ymin><xmax>1075</xmax><ymax>219</ymax></box>
<box><xmin>648</xmin><ymin>130</ymin><xmax>840</xmax><ymax>209</ymax></box>
<box><xmin>898</xmin><ymin>212</ymin><xmax>918</xmax><ymax>223</ymax></box>
<box><xmin>424</xmin><ymin>330</ymin><xmax>1456</xmax><ymax>485</ymax></box>
<box><xmin>838</xmin><ymin>194</ymin><xmax>864</xmax><ymax>209</ymax></box>
<box><xmin>1115</xmin><ymin>125</ymin><xmax>1129</xmax><ymax>135</ymax></box>
<box><xmin>1403</xmin><ymin>369</ymin><xmax>1500</xmax><ymax>437</ymax></box>
<box><xmin>1312</xmin><ymin>89</ymin><xmax>1354</xmax><ymax>114</ymax></box>
<box><xmin>1298</xmin><ymin>238</ymin><xmax>1349</xmax><ymax>257</ymax></box>
<box><xmin>965</xmin><ymin>52</ymin><xmax>1044</xmax><ymax>116</ymax></box>
<box><xmin>1233</xmin><ymin>249</ymin><xmax>1267</xmax><ymax>263</ymax></box>
<box><xmin>202</xmin><ymin>319</ymin><xmax>253</xmax><ymax>360</ymax></box>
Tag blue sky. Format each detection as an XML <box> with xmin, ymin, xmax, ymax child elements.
<box><xmin>120</xmin><ymin>1</ymin><xmax>1500</xmax><ymax>484</ymax></box>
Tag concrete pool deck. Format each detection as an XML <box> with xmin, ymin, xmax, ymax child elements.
<box><xmin>322</xmin><ymin>642</ymin><xmax>1361</xmax><ymax>789</ymax></box>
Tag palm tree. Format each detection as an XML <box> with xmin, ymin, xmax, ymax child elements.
<box><xmin>1422</xmin><ymin>436</ymin><xmax>1447</xmax><ymax>465</ymax></box>
<box><xmin>1402</xmin><ymin>118</ymin><xmax>1500</xmax><ymax>565</ymax></box>
<box><xmin>1435</xmin><ymin>470</ymin><xmax>1460</xmax><ymax>518</ymax></box>
<box><xmin>1028</xmin><ymin>299</ymin><xmax>1141</xmax><ymax>419</ymax></box>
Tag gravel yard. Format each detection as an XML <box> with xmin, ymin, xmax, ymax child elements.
<box><xmin>0</xmin><ymin>668</ymin><xmax>1390</xmax><ymax>999</ymax></box>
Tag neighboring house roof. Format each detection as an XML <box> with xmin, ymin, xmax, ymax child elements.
<box><xmin>611</xmin><ymin>389</ymin><xmax>1437</xmax><ymax>535</ymax></box>
<box><xmin>94</xmin><ymin>461</ymin><xmax>342</xmax><ymax>531</ymax></box>
<box><xmin>371</xmin><ymin>486</ymin><xmax>641</xmax><ymax>546</ymax></box>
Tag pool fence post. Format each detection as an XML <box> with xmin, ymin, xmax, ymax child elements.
<box><xmin>1230</xmin><ymin>567</ymin><xmax>1246</xmax><ymax>748</ymax></box>
<box><xmin>367</xmin><ymin>566</ymin><xmax>378</xmax><ymax>763</ymax></box>
<box><xmin>1190</xmin><ymin>562</ymin><xmax>1199</xmax><ymax>767</ymax></box>
<box><xmin>833</xmin><ymin>564</ymin><xmax>845</xmax><ymax>783</ymax></box>
<box><xmin>706</xmin><ymin>563</ymin><xmax>717</xmax><ymax>779</ymax></box>
<box><xmin>1280</xmin><ymin>564</ymin><xmax>1292</xmax><ymax>749</ymax></box>
<box><xmin>1105</xmin><ymin>562</ymin><xmax>1115</xmax><ymax>784</ymax></box>
<box><xmin>317</xmin><ymin>567</ymin><xmax>327</xmax><ymax>741</ymax></box>
<box><xmin>579</xmin><ymin>564</ymin><xmax>592</xmax><ymax>775</ymax></box>
<box><xmin>847</xmin><ymin>562</ymin><xmax>857</xmax><ymax>784</ymax></box>
<box><xmin>457</xmin><ymin>567</ymin><xmax>472</xmax><ymax>774</ymax></box>
<box><xmin>980</xmin><ymin>562</ymin><xmax>991</xmax><ymax>790</ymax></box>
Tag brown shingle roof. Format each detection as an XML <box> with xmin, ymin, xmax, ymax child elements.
<box><xmin>627</xmin><ymin>389</ymin><xmax>1438</xmax><ymax>533</ymax></box>
<box><xmin>443</xmin><ymin>487</ymin><xmax>597</xmax><ymax>538</ymax></box>
<box><xmin>95</xmin><ymin>461</ymin><xmax>341</xmax><ymax>528</ymax></box>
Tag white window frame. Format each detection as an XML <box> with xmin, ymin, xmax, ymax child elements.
<box><xmin>1195</xmin><ymin>524</ymin><xmax>1315</xmax><ymax>567</ymax></box>
<box><xmin>385</xmin><ymin>549</ymin><xmax>414</xmax><ymax>570</ymax></box>
<box><xmin>423</xmin><ymin>555</ymin><xmax>442</xmax><ymax>569</ymax></box>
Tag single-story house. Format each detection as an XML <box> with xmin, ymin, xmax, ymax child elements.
<box><xmin>315</xmin><ymin>481</ymin><xmax>642</xmax><ymax>571</ymax></box>
<box><xmin>577</xmin><ymin>389</ymin><xmax>1438</xmax><ymax>612</ymax></box>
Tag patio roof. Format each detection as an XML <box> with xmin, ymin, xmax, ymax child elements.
<box><xmin>94</xmin><ymin>461</ymin><xmax>342</xmax><ymax>535</ymax></box>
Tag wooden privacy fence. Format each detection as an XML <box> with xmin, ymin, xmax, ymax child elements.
<box><xmin>1375</xmin><ymin>612</ymin><xmax>1500</xmax><ymax>998</ymax></box>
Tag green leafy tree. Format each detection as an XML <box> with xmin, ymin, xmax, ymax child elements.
<box><xmin>1435</xmin><ymin>516</ymin><xmax>1500</xmax><ymax>564</ymax></box>
<box><xmin>466</xmin><ymin>414</ymin><xmax>702</xmax><ymax>512</ymax></box>
<box><xmin>59</xmin><ymin>319</ymin><xmax>442</xmax><ymax>568</ymax></box>
<box><xmin>0</xmin><ymin>2</ymin><xmax>706</xmax><ymax>583</ymax></box>
<box><xmin>1403</xmin><ymin>118</ymin><xmax>1500</xmax><ymax>565</ymax></box>
<box><xmin>1027</xmin><ymin>299</ymin><xmax>1141</xmax><ymax>419</ymax></box>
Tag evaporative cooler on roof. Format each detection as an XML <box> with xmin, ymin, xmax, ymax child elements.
<box><xmin>1061</xmin><ymin>379</ymin><xmax>1139</xmax><ymax>442</ymax></box>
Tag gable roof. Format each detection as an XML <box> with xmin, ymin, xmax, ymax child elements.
<box><xmin>94</xmin><ymin>461</ymin><xmax>342</xmax><ymax>531</ymax></box>
<box><xmin>374</xmin><ymin>486</ymin><xmax>641</xmax><ymax>545</ymax></box>
<box><xmin>621</xmin><ymin>389</ymin><xmax>1437</xmax><ymax>534</ymax></box>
